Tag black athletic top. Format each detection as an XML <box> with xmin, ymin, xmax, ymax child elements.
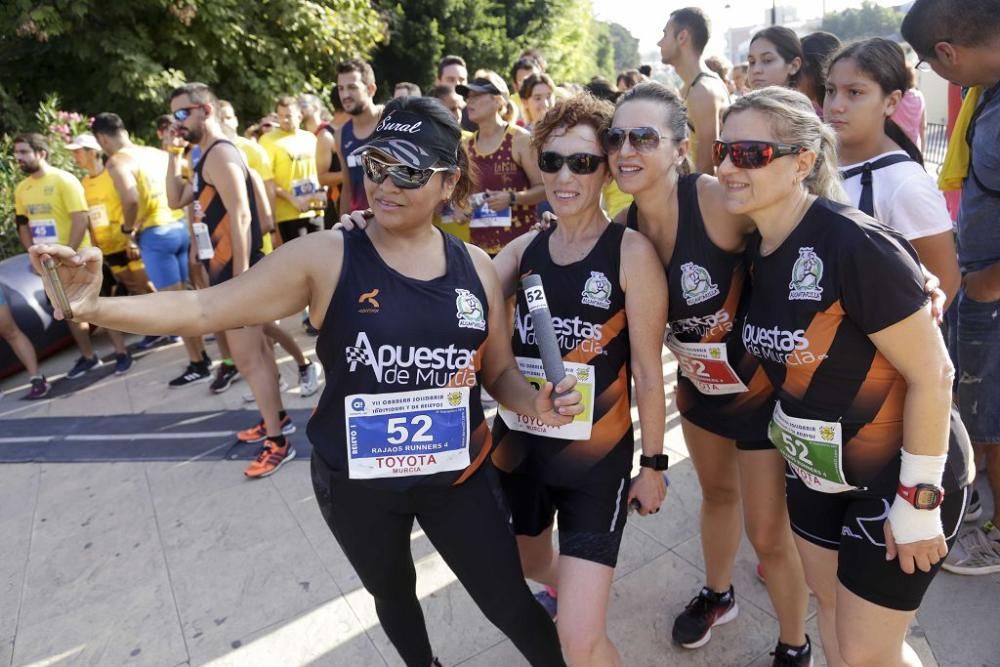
<box><xmin>491</xmin><ymin>223</ymin><xmax>633</xmax><ymax>485</ymax></box>
<box><xmin>627</xmin><ymin>173</ymin><xmax>772</xmax><ymax>440</ymax></box>
<box><xmin>193</xmin><ymin>139</ymin><xmax>263</xmax><ymax>286</ymax></box>
<box><xmin>307</xmin><ymin>227</ymin><xmax>492</xmax><ymax>490</ymax></box>
<box><xmin>744</xmin><ymin>198</ymin><xmax>970</xmax><ymax>491</ymax></box>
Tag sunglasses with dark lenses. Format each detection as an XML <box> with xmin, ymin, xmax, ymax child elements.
<box><xmin>600</xmin><ymin>126</ymin><xmax>663</xmax><ymax>154</ymax></box>
<box><xmin>712</xmin><ymin>141</ymin><xmax>804</xmax><ymax>169</ymax></box>
<box><xmin>537</xmin><ymin>152</ymin><xmax>605</xmax><ymax>175</ymax></box>
<box><xmin>171</xmin><ymin>105</ymin><xmax>205</xmax><ymax>122</ymax></box>
<box><xmin>361</xmin><ymin>153</ymin><xmax>452</xmax><ymax>189</ymax></box>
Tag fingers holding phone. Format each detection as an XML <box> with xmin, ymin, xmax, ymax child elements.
<box><xmin>28</xmin><ymin>244</ymin><xmax>104</xmax><ymax>321</ymax></box>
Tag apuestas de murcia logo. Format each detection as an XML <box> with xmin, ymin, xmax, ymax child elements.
<box><xmin>514</xmin><ymin>304</ymin><xmax>605</xmax><ymax>355</ymax></box>
<box><xmin>741</xmin><ymin>321</ymin><xmax>826</xmax><ymax>366</ymax></box>
<box><xmin>671</xmin><ymin>308</ymin><xmax>732</xmax><ymax>338</ymax></box>
<box><xmin>680</xmin><ymin>262</ymin><xmax>720</xmax><ymax>306</ymax></box>
<box><xmin>455</xmin><ymin>289</ymin><xmax>486</xmax><ymax>331</ymax></box>
<box><xmin>581</xmin><ymin>271</ymin><xmax>612</xmax><ymax>309</ymax></box>
<box><xmin>789</xmin><ymin>247</ymin><xmax>824</xmax><ymax>301</ymax></box>
<box><xmin>344</xmin><ymin>332</ymin><xmax>477</xmax><ymax>386</ymax></box>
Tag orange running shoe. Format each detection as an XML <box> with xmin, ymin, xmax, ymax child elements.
<box><xmin>236</xmin><ymin>414</ymin><xmax>295</xmax><ymax>443</ymax></box>
<box><xmin>244</xmin><ymin>439</ymin><xmax>296</xmax><ymax>478</ymax></box>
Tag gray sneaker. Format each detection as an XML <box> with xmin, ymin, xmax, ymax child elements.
<box><xmin>242</xmin><ymin>376</ymin><xmax>289</xmax><ymax>403</ymax></box>
<box><xmin>943</xmin><ymin>521</ymin><xmax>1000</xmax><ymax>575</ymax></box>
<box><xmin>298</xmin><ymin>362</ymin><xmax>322</xmax><ymax>397</ymax></box>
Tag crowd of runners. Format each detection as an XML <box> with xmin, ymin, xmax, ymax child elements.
<box><xmin>7</xmin><ymin>0</ymin><xmax>1000</xmax><ymax>664</ymax></box>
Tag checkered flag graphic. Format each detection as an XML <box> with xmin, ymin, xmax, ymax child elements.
<box><xmin>345</xmin><ymin>345</ymin><xmax>370</xmax><ymax>371</ymax></box>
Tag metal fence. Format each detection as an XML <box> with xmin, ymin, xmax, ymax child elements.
<box><xmin>924</xmin><ymin>121</ymin><xmax>949</xmax><ymax>169</ymax></box>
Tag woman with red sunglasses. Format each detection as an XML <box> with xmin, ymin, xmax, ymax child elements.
<box><xmin>607</xmin><ymin>81</ymin><xmax>813</xmax><ymax>666</ymax></box>
<box><xmin>490</xmin><ymin>93</ymin><xmax>669</xmax><ymax>667</ymax></box>
<box><xmin>720</xmin><ymin>86</ymin><xmax>971</xmax><ymax>667</ymax></box>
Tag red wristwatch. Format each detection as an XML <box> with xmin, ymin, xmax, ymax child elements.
<box><xmin>896</xmin><ymin>483</ymin><xmax>945</xmax><ymax>510</ymax></box>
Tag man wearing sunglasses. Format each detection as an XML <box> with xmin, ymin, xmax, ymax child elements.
<box><xmin>166</xmin><ymin>82</ymin><xmax>295</xmax><ymax>479</ymax></box>
<box><xmin>658</xmin><ymin>7</ymin><xmax>730</xmax><ymax>174</ymax></box>
<box><xmin>92</xmin><ymin>112</ymin><xmax>214</xmax><ymax>386</ymax></box>
<box><xmin>903</xmin><ymin>0</ymin><xmax>1000</xmax><ymax>576</ymax></box>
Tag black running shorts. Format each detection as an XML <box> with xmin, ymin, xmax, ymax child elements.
<box><xmin>496</xmin><ymin>452</ymin><xmax>633</xmax><ymax>568</ymax></box>
<box><xmin>786</xmin><ymin>467</ymin><xmax>967</xmax><ymax>611</ymax></box>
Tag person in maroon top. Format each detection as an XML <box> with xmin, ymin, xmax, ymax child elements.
<box><xmin>458</xmin><ymin>71</ymin><xmax>545</xmax><ymax>255</ymax></box>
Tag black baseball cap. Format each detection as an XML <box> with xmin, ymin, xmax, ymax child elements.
<box><xmin>455</xmin><ymin>76</ymin><xmax>508</xmax><ymax>98</ymax></box>
<box><xmin>352</xmin><ymin>109</ymin><xmax>459</xmax><ymax>169</ymax></box>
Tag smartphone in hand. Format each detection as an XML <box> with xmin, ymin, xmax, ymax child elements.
<box><xmin>42</xmin><ymin>257</ymin><xmax>73</xmax><ymax>320</ymax></box>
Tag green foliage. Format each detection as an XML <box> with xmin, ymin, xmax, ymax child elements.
<box><xmin>821</xmin><ymin>1</ymin><xmax>905</xmax><ymax>42</ymax></box>
<box><xmin>370</xmin><ymin>0</ymin><xmax>618</xmax><ymax>96</ymax></box>
<box><xmin>0</xmin><ymin>0</ymin><xmax>386</xmax><ymax>141</ymax></box>
<box><xmin>607</xmin><ymin>22</ymin><xmax>641</xmax><ymax>74</ymax></box>
<box><xmin>0</xmin><ymin>95</ymin><xmax>86</xmax><ymax>261</ymax></box>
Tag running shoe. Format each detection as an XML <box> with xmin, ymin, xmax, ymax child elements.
<box><xmin>771</xmin><ymin>636</ymin><xmax>813</xmax><ymax>667</ymax></box>
<box><xmin>305</xmin><ymin>323</ymin><xmax>320</xmax><ymax>337</ymax></box>
<box><xmin>244</xmin><ymin>438</ymin><xmax>296</xmax><ymax>478</ymax></box>
<box><xmin>236</xmin><ymin>414</ymin><xmax>296</xmax><ymax>443</ymax></box>
<box><xmin>25</xmin><ymin>376</ymin><xmax>50</xmax><ymax>400</ymax></box>
<box><xmin>135</xmin><ymin>334</ymin><xmax>168</xmax><ymax>350</ymax></box>
<box><xmin>672</xmin><ymin>585</ymin><xmax>739</xmax><ymax>649</ymax></box>
<box><xmin>114</xmin><ymin>352</ymin><xmax>133</xmax><ymax>375</ymax></box>
<box><xmin>299</xmin><ymin>362</ymin><xmax>321</xmax><ymax>397</ymax></box>
<box><xmin>756</xmin><ymin>563</ymin><xmax>766</xmax><ymax>584</ymax></box>
<box><xmin>210</xmin><ymin>363</ymin><xmax>240</xmax><ymax>394</ymax></box>
<box><xmin>241</xmin><ymin>376</ymin><xmax>290</xmax><ymax>403</ymax></box>
<box><xmin>66</xmin><ymin>355</ymin><xmax>103</xmax><ymax>379</ymax></box>
<box><xmin>534</xmin><ymin>586</ymin><xmax>558</xmax><ymax>621</ymax></box>
<box><xmin>943</xmin><ymin>521</ymin><xmax>1000</xmax><ymax>575</ymax></box>
<box><xmin>964</xmin><ymin>488</ymin><xmax>983</xmax><ymax>524</ymax></box>
<box><xmin>168</xmin><ymin>362</ymin><xmax>211</xmax><ymax>388</ymax></box>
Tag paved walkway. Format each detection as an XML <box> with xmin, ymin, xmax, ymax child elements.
<box><xmin>0</xmin><ymin>319</ymin><xmax>997</xmax><ymax>667</ymax></box>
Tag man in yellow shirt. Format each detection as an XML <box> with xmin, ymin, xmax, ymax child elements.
<box><xmin>13</xmin><ymin>133</ymin><xmax>103</xmax><ymax>380</ymax></box>
<box><xmin>67</xmin><ymin>133</ymin><xmax>143</xmax><ymax>375</ymax></box>
<box><xmin>92</xmin><ymin>112</ymin><xmax>212</xmax><ymax>387</ymax></box>
<box><xmin>259</xmin><ymin>96</ymin><xmax>322</xmax><ymax>242</ymax></box>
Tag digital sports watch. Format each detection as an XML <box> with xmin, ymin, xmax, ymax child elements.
<box><xmin>896</xmin><ymin>483</ymin><xmax>945</xmax><ymax>510</ymax></box>
<box><xmin>640</xmin><ymin>454</ymin><xmax>669</xmax><ymax>471</ymax></box>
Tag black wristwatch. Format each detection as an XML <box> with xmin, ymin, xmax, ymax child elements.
<box><xmin>640</xmin><ymin>454</ymin><xmax>669</xmax><ymax>471</ymax></box>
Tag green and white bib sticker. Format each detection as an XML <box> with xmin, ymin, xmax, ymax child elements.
<box><xmin>769</xmin><ymin>402</ymin><xmax>857</xmax><ymax>494</ymax></box>
<box><xmin>498</xmin><ymin>357</ymin><xmax>595</xmax><ymax>440</ymax></box>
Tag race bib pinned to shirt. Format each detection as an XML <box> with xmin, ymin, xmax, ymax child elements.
<box><xmin>469</xmin><ymin>194</ymin><xmax>512</xmax><ymax>228</ymax></box>
<box><xmin>498</xmin><ymin>357</ymin><xmax>595</xmax><ymax>440</ymax></box>
<box><xmin>291</xmin><ymin>179</ymin><xmax>318</xmax><ymax>198</ymax></box>
<box><xmin>87</xmin><ymin>205</ymin><xmax>110</xmax><ymax>228</ymax></box>
<box><xmin>29</xmin><ymin>219</ymin><xmax>58</xmax><ymax>245</ymax></box>
<box><xmin>666</xmin><ymin>334</ymin><xmax>748</xmax><ymax>395</ymax></box>
<box><xmin>344</xmin><ymin>387</ymin><xmax>471</xmax><ymax>479</ymax></box>
<box><xmin>769</xmin><ymin>402</ymin><xmax>857</xmax><ymax>494</ymax></box>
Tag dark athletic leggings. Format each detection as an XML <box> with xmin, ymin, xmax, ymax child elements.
<box><xmin>311</xmin><ymin>453</ymin><xmax>565</xmax><ymax>667</ymax></box>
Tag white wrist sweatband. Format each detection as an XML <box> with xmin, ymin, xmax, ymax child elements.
<box><xmin>887</xmin><ymin>450</ymin><xmax>947</xmax><ymax>545</ymax></box>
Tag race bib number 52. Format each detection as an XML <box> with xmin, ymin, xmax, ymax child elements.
<box><xmin>344</xmin><ymin>387</ymin><xmax>471</xmax><ymax>479</ymax></box>
<box><xmin>666</xmin><ymin>334</ymin><xmax>748</xmax><ymax>395</ymax></box>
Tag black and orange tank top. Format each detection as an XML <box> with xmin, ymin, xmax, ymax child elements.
<box><xmin>627</xmin><ymin>173</ymin><xmax>772</xmax><ymax>441</ymax></box>
<box><xmin>193</xmin><ymin>139</ymin><xmax>264</xmax><ymax>285</ymax></box>
<box><xmin>307</xmin><ymin>228</ymin><xmax>492</xmax><ymax>490</ymax></box>
<box><xmin>491</xmin><ymin>223</ymin><xmax>633</xmax><ymax>484</ymax></box>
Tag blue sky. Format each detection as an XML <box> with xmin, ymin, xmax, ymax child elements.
<box><xmin>592</xmin><ymin>0</ymin><xmax>906</xmax><ymax>56</ymax></box>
